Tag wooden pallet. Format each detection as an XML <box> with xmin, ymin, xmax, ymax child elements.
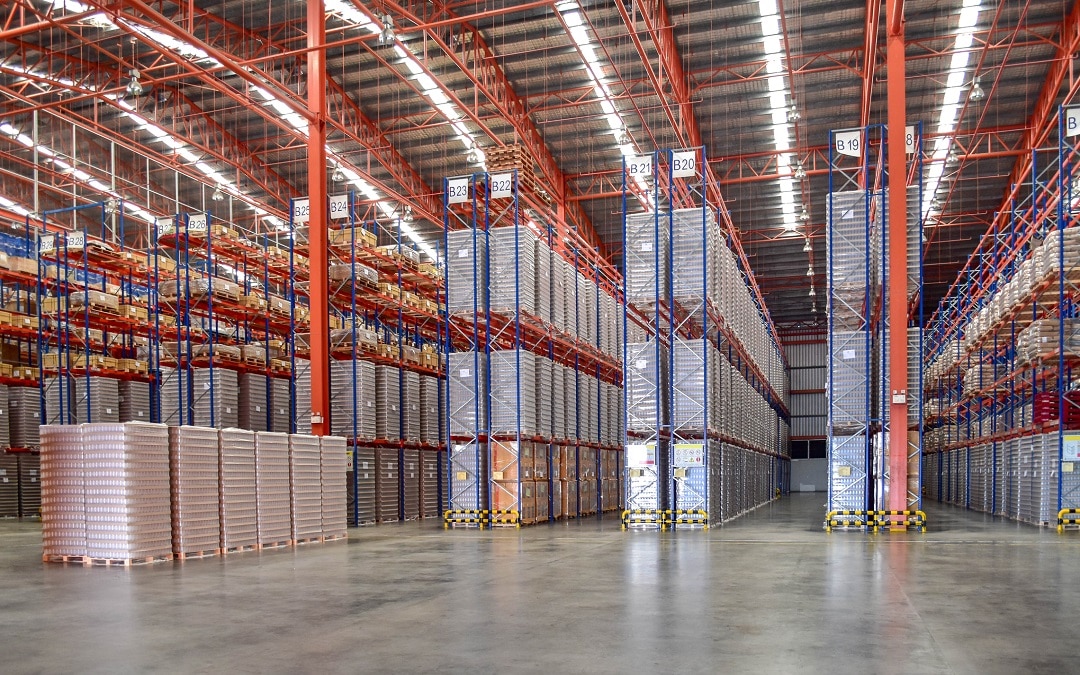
<box><xmin>222</xmin><ymin>543</ymin><xmax>258</xmax><ymax>555</ymax></box>
<box><xmin>175</xmin><ymin>548</ymin><xmax>223</xmax><ymax>561</ymax></box>
<box><xmin>258</xmin><ymin>540</ymin><xmax>294</xmax><ymax>550</ymax></box>
<box><xmin>44</xmin><ymin>553</ymin><xmax>174</xmax><ymax>566</ymax></box>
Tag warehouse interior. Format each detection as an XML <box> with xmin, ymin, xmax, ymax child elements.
<box><xmin>2</xmin><ymin>0</ymin><xmax>1080</xmax><ymax>670</ymax></box>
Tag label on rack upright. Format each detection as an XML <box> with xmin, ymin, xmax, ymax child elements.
<box><xmin>833</xmin><ymin>129</ymin><xmax>862</xmax><ymax>157</ymax></box>
<box><xmin>673</xmin><ymin>443</ymin><xmax>705</xmax><ymax>467</ymax></box>
<box><xmin>489</xmin><ymin>173</ymin><xmax>513</xmax><ymax>199</ymax></box>
<box><xmin>155</xmin><ymin>216</ymin><xmax>175</xmax><ymax>237</ymax></box>
<box><xmin>671</xmin><ymin>150</ymin><xmax>697</xmax><ymax>178</ymax></box>
<box><xmin>187</xmin><ymin>213</ymin><xmax>208</xmax><ymax>233</ymax></box>
<box><xmin>292</xmin><ymin>198</ymin><xmax>311</xmax><ymax>224</ymax></box>
<box><xmin>447</xmin><ymin>178</ymin><xmax>469</xmax><ymax>204</ymax></box>
<box><xmin>329</xmin><ymin>194</ymin><xmax>350</xmax><ymax>220</ymax></box>
<box><xmin>626</xmin><ymin>155</ymin><xmax>652</xmax><ymax>178</ymax></box>
<box><xmin>1066</xmin><ymin>107</ymin><xmax>1080</xmax><ymax>137</ymax></box>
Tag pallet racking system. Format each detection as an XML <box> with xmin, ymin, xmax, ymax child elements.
<box><xmin>922</xmin><ymin>105</ymin><xmax>1080</xmax><ymax>526</ymax></box>
<box><xmin>621</xmin><ymin>147</ymin><xmax>790</xmax><ymax>530</ymax></box>
<box><xmin>442</xmin><ymin>170</ymin><xmax>624</xmax><ymax>527</ymax></box>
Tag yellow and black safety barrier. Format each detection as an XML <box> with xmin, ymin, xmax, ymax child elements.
<box><xmin>621</xmin><ymin>509</ymin><xmax>667</xmax><ymax>530</ymax></box>
<box><xmin>825</xmin><ymin>510</ymin><xmax>927</xmax><ymax>533</ymax></box>
<box><xmin>666</xmin><ymin>509</ymin><xmax>709</xmax><ymax>530</ymax></box>
<box><xmin>1056</xmin><ymin>509</ymin><xmax>1080</xmax><ymax>533</ymax></box>
<box><xmin>444</xmin><ymin>509</ymin><xmax>489</xmax><ymax>529</ymax></box>
<box><xmin>488</xmin><ymin>509</ymin><xmax>521</xmax><ymax>528</ymax></box>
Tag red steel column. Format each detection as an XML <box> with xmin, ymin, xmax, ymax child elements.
<box><xmin>886</xmin><ymin>0</ymin><xmax>908</xmax><ymax>513</ymax></box>
<box><xmin>308</xmin><ymin>0</ymin><xmax>330</xmax><ymax>436</ymax></box>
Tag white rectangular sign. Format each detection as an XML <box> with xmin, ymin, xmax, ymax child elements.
<box><xmin>671</xmin><ymin>150</ymin><xmax>697</xmax><ymax>178</ymax></box>
<box><xmin>155</xmin><ymin>216</ymin><xmax>175</xmax><ymax>237</ymax></box>
<box><xmin>447</xmin><ymin>177</ymin><xmax>469</xmax><ymax>204</ymax></box>
<box><xmin>489</xmin><ymin>173</ymin><xmax>513</xmax><ymax>199</ymax></box>
<box><xmin>38</xmin><ymin>234</ymin><xmax>55</xmax><ymax>254</ymax></box>
<box><xmin>329</xmin><ymin>194</ymin><xmax>350</xmax><ymax>220</ymax></box>
<box><xmin>187</xmin><ymin>213</ymin><xmax>208</xmax><ymax>233</ymax></box>
<box><xmin>65</xmin><ymin>231</ymin><xmax>85</xmax><ymax>251</ymax></box>
<box><xmin>905</xmin><ymin>125</ymin><xmax>917</xmax><ymax>154</ymax></box>
<box><xmin>626</xmin><ymin>155</ymin><xmax>652</xmax><ymax>178</ymax></box>
<box><xmin>292</xmin><ymin>198</ymin><xmax>311</xmax><ymax>224</ymax></box>
<box><xmin>834</xmin><ymin>129</ymin><xmax>862</xmax><ymax>157</ymax></box>
<box><xmin>1066</xmin><ymin>107</ymin><xmax>1080</xmax><ymax>138</ymax></box>
<box><xmin>673</xmin><ymin>443</ymin><xmax>705</xmax><ymax>468</ymax></box>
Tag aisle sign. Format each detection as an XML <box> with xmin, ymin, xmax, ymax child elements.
<box><xmin>626</xmin><ymin>155</ymin><xmax>652</xmax><ymax>178</ymax></box>
<box><xmin>38</xmin><ymin>234</ymin><xmax>55</xmax><ymax>254</ymax></box>
<box><xmin>673</xmin><ymin>443</ymin><xmax>705</xmax><ymax>467</ymax></box>
<box><xmin>329</xmin><ymin>194</ymin><xmax>349</xmax><ymax>220</ymax></box>
<box><xmin>447</xmin><ymin>177</ymin><xmax>469</xmax><ymax>204</ymax></box>
<box><xmin>187</xmin><ymin>213</ymin><xmax>208</xmax><ymax>233</ymax></box>
<box><xmin>671</xmin><ymin>150</ymin><xmax>697</xmax><ymax>178</ymax></box>
<box><xmin>905</xmin><ymin>125</ymin><xmax>917</xmax><ymax>155</ymax></box>
<box><xmin>292</xmin><ymin>198</ymin><xmax>311</xmax><ymax>224</ymax></box>
<box><xmin>489</xmin><ymin>173</ymin><xmax>513</xmax><ymax>199</ymax></box>
<box><xmin>66</xmin><ymin>230</ymin><xmax>85</xmax><ymax>251</ymax></box>
<box><xmin>155</xmin><ymin>216</ymin><xmax>175</xmax><ymax>237</ymax></box>
<box><xmin>834</xmin><ymin>129</ymin><xmax>862</xmax><ymax>157</ymax></box>
<box><xmin>1066</xmin><ymin>107</ymin><xmax>1080</xmax><ymax>137</ymax></box>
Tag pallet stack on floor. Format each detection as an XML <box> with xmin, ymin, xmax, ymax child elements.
<box><xmin>39</xmin><ymin>422</ymin><xmax>347</xmax><ymax>565</ymax></box>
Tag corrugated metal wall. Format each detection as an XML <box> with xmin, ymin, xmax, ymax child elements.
<box><xmin>784</xmin><ymin>337</ymin><xmax>826</xmax><ymax>441</ymax></box>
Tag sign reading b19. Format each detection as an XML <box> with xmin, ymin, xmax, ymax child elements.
<box><xmin>833</xmin><ymin>129</ymin><xmax>862</xmax><ymax>157</ymax></box>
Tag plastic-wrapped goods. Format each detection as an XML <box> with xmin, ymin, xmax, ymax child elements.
<box><xmin>320</xmin><ymin>435</ymin><xmax>348</xmax><ymax>538</ymax></box>
<box><xmin>401</xmin><ymin>448</ymin><xmax>420</xmax><ymax>520</ymax></box>
<box><xmin>488</xmin><ymin>226</ymin><xmax>537</xmax><ymax>315</ymax></box>
<box><xmin>374</xmin><ymin>447</ymin><xmax>399</xmax><ymax>523</ymax></box>
<box><xmin>254</xmin><ymin>432</ymin><xmax>292</xmax><ymax>546</ymax></box>
<box><xmin>420</xmin><ymin>449</ymin><xmax>441</xmax><ymax>518</ymax></box>
<box><xmin>118</xmin><ymin>380</ymin><xmax>151</xmax><ymax>423</ymax></box>
<box><xmin>169</xmin><ymin>426</ymin><xmax>221</xmax><ymax>556</ymax></box>
<box><xmin>72</xmin><ymin>376</ymin><xmax>120</xmax><ymax>424</ymax></box>
<box><xmin>402</xmin><ymin>370</ymin><xmax>421</xmax><ymax>442</ymax></box>
<box><xmin>330</xmin><ymin>359</ymin><xmax>376</xmax><ymax>439</ymax></box>
<box><xmin>348</xmin><ymin>447</ymin><xmax>376</xmax><ymax>525</ymax></box>
<box><xmin>625</xmin><ymin>342</ymin><xmax>667</xmax><ymax>433</ymax></box>
<box><xmin>446</xmin><ymin>229</ymin><xmax>487</xmax><ymax>315</ymax></box>
<box><xmin>625</xmin><ymin>211</ymin><xmax>669</xmax><ymax>309</ymax></box>
<box><xmin>375</xmin><ymin>366</ymin><xmax>401</xmax><ymax>441</ymax></box>
<box><xmin>289</xmin><ymin>434</ymin><xmax>322</xmax><ymax>540</ymax></box>
<box><xmin>419</xmin><ymin>375</ymin><xmax>440</xmax><ymax>446</ymax></box>
<box><xmin>238</xmin><ymin>373</ymin><xmax>269</xmax><ymax>432</ymax></box>
<box><xmin>9</xmin><ymin>386</ymin><xmax>40</xmax><ymax>448</ymax></box>
<box><xmin>448</xmin><ymin>441</ymin><xmax>486</xmax><ymax>512</ymax></box>
<box><xmin>448</xmin><ymin>352</ymin><xmax>487</xmax><ymax>436</ymax></box>
<box><xmin>489</xmin><ymin>349</ymin><xmax>536</xmax><ymax>436</ymax></box>
<box><xmin>220</xmin><ymin>427</ymin><xmax>258</xmax><ymax>551</ymax></box>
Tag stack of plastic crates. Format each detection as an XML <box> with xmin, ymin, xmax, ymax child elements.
<box><xmin>375</xmin><ymin>365</ymin><xmax>401</xmax><ymax>441</ymax></box>
<box><xmin>271</xmin><ymin>377</ymin><xmax>292</xmax><ymax>433</ymax></box>
<box><xmin>348</xmin><ymin>446</ymin><xmax>377</xmax><ymax>525</ymax></box>
<box><xmin>169</xmin><ymin>425</ymin><xmax>221</xmax><ymax>558</ymax></box>
<box><xmin>488</xmin><ymin>226</ymin><xmax>536</xmax><ymax>315</ymax></box>
<box><xmin>40</xmin><ymin>425</ymin><xmax>85</xmax><ymax>557</ymax></box>
<box><xmin>535</xmin><ymin>356</ymin><xmax>554</xmax><ymax>440</ymax></box>
<box><xmin>489</xmin><ymin>349</ymin><xmax>536</xmax><ymax>436</ymax></box>
<box><xmin>320</xmin><ymin>436</ymin><xmax>348</xmax><ymax>538</ymax></box>
<box><xmin>219</xmin><ymin>427</ymin><xmax>258</xmax><ymax>552</ymax></box>
<box><xmin>446</xmin><ymin>229</ymin><xmax>487</xmax><ymax>315</ymax></box>
<box><xmin>118</xmin><ymin>380</ymin><xmax>151</xmax><ymax>423</ymax></box>
<box><xmin>80</xmin><ymin>422</ymin><xmax>172</xmax><ymax>563</ymax></box>
<box><xmin>402</xmin><ymin>370</ymin><xmax>421</xmax><ymax>443</ymax></box>
<box><xmin>375</xmin><ymin>447</ymin><xmax>399</xmax><ymax>522</ymax></box>
<box><xmin>671</xmin><ymin>207</ymin><xmax>719</xmax><ymax>308</ymax></box>
<box><xmin>70</xmin><ymin>376</ymin><xmax>120</xmax><ymax>424</ymax></box>
<box><xmin>420</xmin><ymin>449</ymin><xmax>441</xmax><ymax>518</ymax></box>
<box><xmin>289</xmin><ymin>434</ymin><xmax>322</xmax><ymax>541</ymax></box>
<box><xmin>625</xmin><ymin>343</ymin><xmax>667</xmax><ymax>432</ymax></box>
<box><xmin>625</xmin><ymin>211</ymin><xmax>669</xmax><ymax>309</ymax></box>
<box><xmin>189</xmin><ymin>368</ymin><xmax>238</xmax><ymax>428</ymax></box>
<box><xmin>401</xmin><ymin>448</ymin><xmax>420</xmax><ymax>520</ymax></box>
<box><xmin>238</xmin><ymin>373</ymin><xmax>269</xmax><ymax>432</ymax></box>
<box><xmin>419</xmin><ymin>375</ymin><xmax>440</xmax><ymax>445</ymax></box>
<box><xmin>255</xmin><ymin>431</ymin><xmax>292</xmax><ymax>547</ymax></box>
<box><xmin>331</xmin><ymin>359</ymin><xmax>376</xmax><ymax>439</ymax></box>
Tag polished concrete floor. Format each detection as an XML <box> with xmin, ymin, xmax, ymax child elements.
<box><xmin>1</xmin><ymin>494</ymin><xmax>1077</xmax><ymax>674</ymax></box>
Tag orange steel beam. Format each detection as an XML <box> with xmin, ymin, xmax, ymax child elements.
<box><xmin>886</xmin><ymin>0</ymin><xmax>908</xmax><ymax>513</ymax></box>
<box><xmin>860</xmin><ymin>0</ymin><xmax>881</xmax><ymax>129</ymax></box>
<box><xmin>308</xmin><ymin>0</ymin><xmax>330</xmax><ymax>437</ymax></box>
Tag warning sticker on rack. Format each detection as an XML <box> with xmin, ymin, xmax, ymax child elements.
<box><xmin>842</xmin><ymin>349</ymin><xmax>856</xmax><ymax>360</ymax></box>
<box><xmin>459</xmin><ymin>369</ymin><xmax>470</xmax><ymax>378</ymax></box>
<box><xmin>1065</xmin><ymin>435</ymin><xmax>1080</xmax><ymax>459</ymax></box>
<box><xmin>627</xmin><ymin>443</ymin><xmax>655</xmax><ymax>466</ymax></box>
<box><xmin>673</xmin><ymin>443</ymin><xmax>705</xmax><ymax>467</ymax></box>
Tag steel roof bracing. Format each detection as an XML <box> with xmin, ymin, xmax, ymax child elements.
<box><xmin>0</xmin><ymin>0</ymin><xmax>1076</xmax><ymax>329</ymax></box>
